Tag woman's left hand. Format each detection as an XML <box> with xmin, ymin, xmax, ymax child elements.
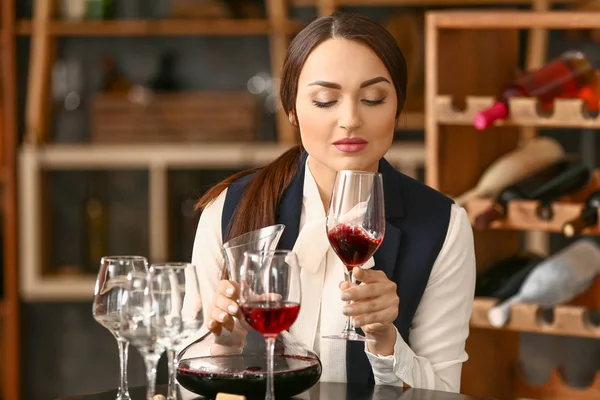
<box><xmin>340</xmin><ymin>267</ymin><xmax>399</xmax><ymax>355</ymax></box>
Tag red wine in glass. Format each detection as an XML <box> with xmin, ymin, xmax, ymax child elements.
<box><xmin>241</xmin><ymin>301</ymin><xmax>301</xmax><ymax>337</ymax></box>
<box><xmin>323</xmin><ymin>170</ymin><xmax>385</xmax><ymax>342</ymax></box>
<box><xmin>327</xmin><ymin>224</ymin><xmax>383</xmax><ymax>271</ymax></box>
<box><xmin>239</xmin><ymin>250</ymin><xmax>302</xmax><ymax>400</ymax></box>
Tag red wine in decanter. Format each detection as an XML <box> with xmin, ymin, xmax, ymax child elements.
<box><xmin>474</xmin><ymin>50</ymin><xmax>595</xmax><ymax>130</ymax></box>
<box><xmin>454</xmin><ymin>136</ymin><xmax>565</xmax><ymax>206</ymax></box>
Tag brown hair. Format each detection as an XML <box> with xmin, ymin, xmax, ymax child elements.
<box><xmin>195</xmin><ymin>11</ymin><xmax>408</xmax><ymax>246</ymax></box>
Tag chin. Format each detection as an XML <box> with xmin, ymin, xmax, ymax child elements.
<box><xmin>333</xmin><ymin>155</ymin><xmax>379</xmax><ymax>172</ymax></box>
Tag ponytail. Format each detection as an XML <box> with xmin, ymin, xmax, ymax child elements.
<box><xmin>195</xmin><ymin>144</ymin><xmax>303</xmax><ymax>244</ymax></box>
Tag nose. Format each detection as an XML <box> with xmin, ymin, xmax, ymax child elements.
<box><xmin>338</xmin><ymin>100</ymin><xmax>363</xmax><ymax>131</ymax></box>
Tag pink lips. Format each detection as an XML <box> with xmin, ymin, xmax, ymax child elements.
<box><xmin>333</xmin><ymin>137</ymin><xmax>368</xmax><ymax>153</ymax></box>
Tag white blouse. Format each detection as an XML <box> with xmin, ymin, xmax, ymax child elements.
<box><xmin>183</xmin><ymin>157</ymin><xmax>476</xmax><ymax>392</ymax></box>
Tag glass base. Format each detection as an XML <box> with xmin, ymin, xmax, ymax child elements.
<box><xmin>322</xmin><ymin>331</ymin><xmax>375</xmax><ymax>342</ymax></box>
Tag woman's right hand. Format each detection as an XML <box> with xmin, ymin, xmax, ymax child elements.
<box><xmin>207</xmin><ymin>279</ymin><xmax>241</xmax><ymax>336</ymax></box>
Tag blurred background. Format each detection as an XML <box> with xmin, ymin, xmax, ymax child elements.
<box><xmin>1</xmin><ymin>0</ymin><xmax>600</xmax><ymax>399</ymax></box>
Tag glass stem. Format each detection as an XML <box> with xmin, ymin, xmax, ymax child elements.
<box><xmin>166</xmin><ymin>348</ymin><xmax>177</xmax><ymax>400</ymax></box>
<box><xmin>117</xmin><ymin>339</ymin><xmax>130</xmax><ymax>399</ymax></box>
<box><xmin>144</xmin><ymin>355</ymin><xmax>161</xmax><ymax>400</ymax></box>
<box><xmin>343</xmin><ymin>270</ymin><xmax>356</xmax><ymax>334</ymax></box>
<box><xmin>265</xmin><ymin>336</ymin><xmax>276</xmax><ymax>400</ymax></box>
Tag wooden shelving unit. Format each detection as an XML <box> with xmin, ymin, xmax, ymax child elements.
<box><xmin>18</xmin><ymin>142</ymin><xmax>424</xmax><ymax>301</ymax></box>
<box><xmin>0</xmin><ymin>0</ymin><xmax>20</xmax><ymax>399</ymax></box>
<box><xmin>426</xmin><ymin>9</ymin><xmax>600</xmax><ymax>400</ymax></box>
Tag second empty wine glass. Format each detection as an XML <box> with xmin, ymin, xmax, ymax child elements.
<box><xmin>323</xmin><ymin>170</ymin><xmax>385</xmax><ymax>342</ymax></box>
<box><xmin>150</xmin><ymin>262</ymin><xmax>201</xmax><ymax>400</ymax></box>
<box><xmin>239</xmin><ymin>250</ymin><xmax>302</xmax><ymax>400</ymax></box>
<box><xmin>93</xmin><ymin>255</ymin><xmax>148</xmax><ymax>400</ymax></box>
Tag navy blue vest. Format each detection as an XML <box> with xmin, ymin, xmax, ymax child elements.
<box><xmin>221</xmin><ymin>152</ymin><xmax>453</xmax><ymax>385</ymax></box>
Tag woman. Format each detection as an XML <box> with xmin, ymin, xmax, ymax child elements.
<box><xmin>184</xmin><ymin>11</ymin><xmax>476</xmax><ymax>392</ymax></box>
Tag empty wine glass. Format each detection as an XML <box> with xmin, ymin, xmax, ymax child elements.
<box><xmin>323</xmin><ymin>170</ymin><xmax>385</xmax><ymax>342</ymax></box>
<box><xmin>120</xmin><ymin>270</ymin><xmax>181</xmax><ymax>400</ymax></box>
<box><xmin>239</xmin><ymin>250</ymin><xmax>302</xmax><ymax>400</ymax></box>
<box><xmin>93</xmin><ymin>255</ymin><xmax>148</xmax><ymax>400</ymax></box>
<box><xmin>150</xmin><ymin>262</ymin><xmax>201</xmax><ymax>400</ymax></box>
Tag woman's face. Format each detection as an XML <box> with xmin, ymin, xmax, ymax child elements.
<box><xmin>294</xmin><ymin>38</ymin><xmax>398</xmax><ymax>173</ymax></box>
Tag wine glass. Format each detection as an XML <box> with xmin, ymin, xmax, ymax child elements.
<box><xmin>150</xmin><ymin>262</ymin><xmax>201</xmax><ymax>400</ymax></box>
<box><xmin>323</xmin><ymin>170</ymin><xmax>385</xmax><ymax>342</ymax></box>
<box><xmin>239</xmin><ymin>250</ymin><xmax>302</xmax><ymax>400</ymax></box>
<box><xmin>92</xmin><ymin>255</ymin><xmax>148</xmax><ymax>400</ymax></box>
<box><xmin>120</xmin><ymin>270</ymin><xmax>181</xmax><ymax>400</ymax></box>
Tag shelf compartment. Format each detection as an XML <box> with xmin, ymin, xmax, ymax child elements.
<box><xmin>471</xmin><ymin>298</ymin><xmax>600</xmax><ymax>339</ymax></box>
<box><xmin>516</xmin><ymin>367</ymin><xmax>600</xmax><ymax>400</ymax></box>
<box><xmin>17</xmin><ymin>19</ymin><xmax>305</xmax><ymax>36</ymax></box>
<box><xmin>465</xmin><ymin>197</ymin><xmax>600</xmax><ymax>234</ymax></box>
<box><xmin>435</xmin><ymin>95</ymin><xmax>600</xmax><ymax>129</ymax></box>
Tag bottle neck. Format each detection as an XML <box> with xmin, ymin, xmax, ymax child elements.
<box><xmin>473</xmin><ymin>101</ymin><xmax>509</xmax><ymax>131</ymax></box>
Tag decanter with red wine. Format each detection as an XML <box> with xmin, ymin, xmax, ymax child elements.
<box><xmin>175</xmin><ymin>225</ymin><xmax>322</xmax><ymax>399</ymax></box>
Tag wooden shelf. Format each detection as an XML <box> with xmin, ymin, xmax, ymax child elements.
<box><xmin>465</xmin><ymin>197</ymin><xmax>600</xmax><ymax>234</ymax></box>
<box><xmin>436</xmin><ymin>95</ymin><xmax>600</xmax><ymax>129</ymax></box>
<box><xmin>20</xmin><ymin>141</ymin><xmax>424</xmax><ymax>169</ymax></box>
<box><xmin>433</xmin><ymin>10</ymin><xmax>600</xmax><ymax>29</ymax></box>
<box><xmin>17</xmin><ymin>19</ymin><xmax>305</xmax><ymax>36</ymax></box>
<box><xmin>517</xmin><ymin>368</ymin><xmax>600</xmax><ymax>400</ymax></box>
<box><xmin>291</xmin><ymin>0</ymin><xmax>576</xmax><ymax>6</ymax></box>
<box><xmin>471</xmin><ymin>298</ymin><xmax>600</xmax><ymax>339</ymax></box>
<box><xmin>21</xmin><ymin>274</ymin><xmax>96</xmax><ymax>302</ymax></box>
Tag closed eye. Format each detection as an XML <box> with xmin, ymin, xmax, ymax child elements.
<box><xmin>362</xmin><ymin>98</ymin><xmax>385</xmax><ymax>106</ymax></box>
<box><xmin>313</xmin><ymin>100</ymin><xmax>336</xmax><ymax>108</ymax></box>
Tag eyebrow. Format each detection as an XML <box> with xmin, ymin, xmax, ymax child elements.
<box><xmin>308</xmin><ymin>76</ymin><xmax>391</xmax><ymax>89</ymax></box>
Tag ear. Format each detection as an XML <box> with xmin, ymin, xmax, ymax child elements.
<box><xmin>288</xmin><ymin>110</ymin><xmax>298</xmax><ymax>126</ymax></box>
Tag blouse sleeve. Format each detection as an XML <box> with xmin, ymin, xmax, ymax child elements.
<box><xmin>182</xmin><ymin>189</ymin><xmax>228</xmax><ymax>332</ymax></box>
<box><xmin>365</xmin><ymin>204</ymin><xmax>476</xmax><ymax>392</ymax></box>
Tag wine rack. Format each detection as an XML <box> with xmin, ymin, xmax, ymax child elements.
<box><xmin>436</xmin><ymin>95</ymin><xmax>600</xmax><ymax>129</ymax></box>
<box><xmin>465</xmin><ymin>170</ymin><xmax>600</xmax><ymax>235</ymax></box>
<box><xmin>426</xmin><ymin>9</ymin><xmax>600</xmax><ymax>400</ymax></box>
<box><xmin>471</xmin><ymin>298</ymin><xmax>600</xmax><ymax>339</ymax></box>
<box><xmin>517</xmin><ymin>368</ymin><xmax>600</xmax><ymax>400</ymax></box>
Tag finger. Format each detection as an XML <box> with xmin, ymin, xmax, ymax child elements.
<box><xmin>342</xmin><ymin>294</ymin><xmax>398</xmax><ymax>316</ymax></box>
<box><xmin>207</xmin><ymin>319</ymin><xmax>222</xmax><ymax>336</ymax></box>
<box><xmin>353</xmin><ymin>308</ymin><xmax>397</xmax><ymax>328</ymax></box>
<box><xmin>211</xmin><ymin>306</ymin><xmax>235</xmax><ymax>332</ymax></box>
<box><xmin>352</xmin><ymin>267</ymin><xmax>388</xmax><ymax>283</ymax></box>
<box><xmin>339</xmin><ymin>281</ymin><xmax>355</xmax><ymax>291</ymax></box>
<box><xmin>218</xmin><ymin>280</ymin><xmax>240</xmax><ymax>299</ymax></box>
<box><xmin>341</xmin><ymin>280</ymin><xmax>397</xmax><ymax>302</ymax></box>
<box><xmin>214</xmin><ymin>293</ymin><xmax>240</xmax><ymax>318</ymax></box>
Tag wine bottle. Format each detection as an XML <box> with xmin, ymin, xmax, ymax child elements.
<box><xmin>562</xmin><ymin>190</ymin><xmax>600</xmax><ymax>238</ymax></box>
<box><xmin>100</xmin><ymin>55</ymin><xmax>132</xmax><ymax>93</ymax></box>
<box><xmin>474</xmin><ymin>50</ymin><xmax>595</xmax><ymax>130</ymax></box>
<box><xmin>474</xmin><ymin>158</ymin><xmax>591</xmax><ymax>230</ymax></box>
<box><xmin>475</xmin><ymin>252</ymin><xmax>543</xmax><ymax>300</ymax></box>
<box><xmin>487</xmin><ymin>239</ymin><xmax>600</xmax><ymax>327</ymax></box>
<box><xmin>455</xmin><ymin>136</ymin><xmax>565</xmax><ymax>206</ymax></box>
<box><xmin>84</xmin><ymin>172</ymin><xmax>108</xmax><ymax>273</ymax></box>
<box><xmin>150</xmin><ymin>52</ymin><xmax>180</xmax><ymax>92</ymax></box>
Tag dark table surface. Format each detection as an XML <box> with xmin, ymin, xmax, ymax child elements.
<box><xmin>57</xmin><ymin>383</ymin><xmax>495</xmax><ymax>400</ymax></box>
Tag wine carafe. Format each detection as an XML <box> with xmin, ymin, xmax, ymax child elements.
<box><xmin>488</xmin><ymin>239</ymin><xmax>600</xmax><ymax>327</ymax></box>
<box><xmin>176</xmin><ymin>225</ymin><xmax>322</xmax><ymax>399</ymax></box>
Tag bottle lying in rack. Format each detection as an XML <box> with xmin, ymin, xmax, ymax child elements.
<box><xmin>562</xmin><ymin>189</ymin><xmax>600</xmax><ymax>238</ymax></box>
<box><xmin>487</xmin><ymin>239</ymin><xmax>600</xmax><ymax>327</ymax></box>
<box><xmin>474</xmin><ymin>158</ymin><xmax>591</xmax><ymax>230</ymax></box>
<box><xmin>475</xmin><ymin>252</ymin><xmax>543</xmax><ymax>301</ymax></box>
<box><xmin>454</xmin><ymin>136</ymin><xmax>565</xmax><ymax>206</ymax></box>
<box><xmin>473</xmin><ymin>50</ymin><xmax>596</xmax><ymax>131</ymax></box>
